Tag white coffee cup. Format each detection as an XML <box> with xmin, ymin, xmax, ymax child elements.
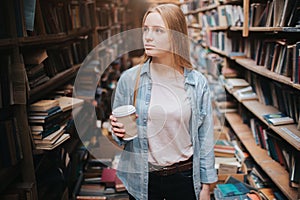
<box><xmin>112</xmin><ymin>105</ymin><xmax>137</xmax><ymax>140</ymax></box>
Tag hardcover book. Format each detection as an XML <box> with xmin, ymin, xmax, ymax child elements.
<box><xmin>262</xmin><ymin>112</ymin><xmax>294</xmax><ymax>125</ymax></box>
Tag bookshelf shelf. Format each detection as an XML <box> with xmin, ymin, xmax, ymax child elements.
<box><xmin>0</xmin><ymin>39</ymin><xmax>18</xmax><ymax>48</ymax></box>
<box><xmin>188</xmin><ymin>24</ymin><xmax>202</xmax><ymax>30</ymax></box>
<box><xmin>242</xmin><ymin>101</ymin><xmax>300</xmax><ymax>151</ymax></box>
<box><xmin>186</xmin><ymin>0</ymin><xmax>300</xmax><ymax>198</ymax></box>
<box><xmin>208</xmin><ymin>26</ymin><xmax>229</xmax><ymax>31</ymax></box>
<box><xmin>225</xmin><ymin>112</ymin><xmax>298</xmax><ymax>200</ymax></box>
<box><xmin>184</xmin><ymin>4</ymin><xmax>218</xmax><ymax>15</ymax></box>
<box><xmin>230</xmin><ymin>27</ymin><xmax>283</xmax><ymax>32</ymax></box>
<box><xmin>235</xmin><ymin>58</ymin><xmax>300</xmax><ymax>91</ymax></box>
<box><xmin>220</xmin><ymin>0</ymin><xmax>242</xmax><ymax>4</ymax></box>
<box><xmin>209</xmin><ymin>46</ymin><xmax>228</xmax><ymax>57</ymax></box>
<box><xmin>20</xmin><ymin>28</ymin><xmax>92</xmax><ymax>46</ymax></box>
<box><xmin>29</xmin><ymin>64</ymin><xmax>81</xmax><ymax>103</ymax></box>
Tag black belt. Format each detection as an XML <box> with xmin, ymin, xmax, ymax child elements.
<box><xmin>149</xmin><ymin>156</ymin><xmax>193</xmax><ymax>176</ymax></box>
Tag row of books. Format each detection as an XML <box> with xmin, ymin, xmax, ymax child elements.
<box><xmin>249</xmin><ymin>0</ymin><xmax>300</xmax><ymax>28</ymax></box>
<box><xmin>205</xmin><ymin>32</ymin><xmax>300</xmax><ymax>84</ymax></box>
<box><xmin>28</xmin><ymin>96</ymin><xmax>83</xmax><ymax>150</ymax></box>
<box><xmin>0</xmin><ymin>0</ymin><xmax>128</xmax><ymax>38</ymax></box>
<box><xmin>222</xmin><ymin>74</ymin><xmax>300</xmax><ymax>128</ymax></box>
<box><xmin>213</xmin><ymin>126</ymin><xmax>288</xmax><ymax>199</ymax></box>
<box><xmin>255</xmin><ymin>40</ymin><xmax>300</xmax><ymax>83</ymax></box>
<box><xmin>249</xmin><ymin>118</ymin><xmax>300</xmax><ymax>188</ymax></box>
<box><xmin>22</xmin><ymin>37</ymin><xmax>91</xmax><ymax>85</ymax></box>
<box><xmin>95</xmin><ymin>3</ymin><xmax>126</xmax><ymax>28</ymax></box>
<box><xmin>75</xmin><ymin>158</ymin><xmax>127</xmax><ymax>200</ymax></box>
<box><xmin>214</xmin><ymin>175</ymin><xmax>286</xmax><ymax>200</ymax></box>
<box><xmin>199</xmin><ymin>4</ymin><xmax>244</xmax><ymax>28</ymax></box>
<box><xmin>250</xmin><ymin>74</ymin><xmax>300</xmax><ymax>125</ymax></box>
<box><xmin>35</xmin><ymin>0</ymin><xmax>95</xmax><ymax>35</ymax></box>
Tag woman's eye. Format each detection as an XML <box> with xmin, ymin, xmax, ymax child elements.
<box><xmin>143</xmin><ymin>27</ymin><xmax>149</xmax><ymax>32</ymax></box>
<box><xmin>155</xmin><ymin>28</ymin><xmax>164</xmax><ymax>33</ymax></box>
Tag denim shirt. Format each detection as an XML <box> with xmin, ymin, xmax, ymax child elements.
<box><xmin>112</xmin><ymin>59</ymin><xmax>217</xmax><ymax>200</ymax></box>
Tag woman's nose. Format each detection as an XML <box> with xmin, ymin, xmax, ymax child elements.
<box><xmin>144</xmin><ymin>30</ymin><xmax>154</xmax><ymax>41</ymax></box>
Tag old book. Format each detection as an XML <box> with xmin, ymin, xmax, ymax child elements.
<box><xmin>262</xmin><ymin>112</ymin><xmax>294</xmax><ymax>126</ymax></box>
<box><xmin>273</xmin><ymin>0</ymin><xmax>285</xmax><ymax>27</ymax></box>
<box><xmin>23</xmin><ymin>49</ymin><xmax>48</xmax><ymax>65</ymax></box>
<box><xmin>292</xmin><ymin>41</ymin><xmax>300</xmax><ymax>84</ymax></box>
<box><xmin>279</xmin><ymin>0</ymin><xmax>295</xmax><ymax>27</ymax></box>
<box><xmin>35</xmin><ymin>133</ymin><xmax>70</xmax><ymax>150</ymax></box>
<box><xmin>33</xmin><ymin>125</ymin><xmax>65</xmax><ymax>142</ymax></box>
<box><xmin>233</xmin><ymin>86</ymin><xmax>258</xmax><ymax>101</ymax></box>
<box><xmin>31</xmin><ymin>124</ymin><xmax>60</xmax><ymax>139</ymax></box>
<box><xmin>216</xmin><ymin>182</ymin><xmax>250</xmax><ymax>197</ymax></box>
<box><xmin>29</xmin><ymin>99</ymin><xmax>59</xmax><ymax>112</ymax></box>
<box><xmin>258</xmin><ymin>188</ymin><xmax>276</xmax><ymax>200</ymax></box>
<box><xmin>29</xmin><ymin>105</ymin><xmax>61</xmax><ymax>116</ymax></box>
<box><xmin>57</xmin><ymin>96</ymin><xmax>84</xmax><ymax>112</ymax></box>
<box><xmin>225</xmin><ymin>78</ymin><xmax>249</xmax><ymax>92</ymax></box>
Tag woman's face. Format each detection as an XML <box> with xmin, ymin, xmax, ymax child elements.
<box><xmin>143</xmin><ymin>12</ymin><xmax>171</xmax><ymax>58</ymax></box>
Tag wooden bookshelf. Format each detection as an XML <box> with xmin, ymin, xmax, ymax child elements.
<box><xmin>186</xmin><ymin>0</ymin><xmax>300</xmax><ymax>198</ymax></box>
<box><xmin>0</xmin><ymin>0</ymin><xmax>133</xmax><ymax>199</ymax></box>
<box><xmin>225</xmin><ymin>112</ymin><xmax>298</xmax><ymax>200</ymax></box>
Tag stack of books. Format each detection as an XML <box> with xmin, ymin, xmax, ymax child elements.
<box><xmin>28</xmin><ymin>98</ymin><xmax>73</xmax><ymax>150</ymax></box>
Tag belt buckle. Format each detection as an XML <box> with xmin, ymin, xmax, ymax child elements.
<box><xmin>161</xmin><ymin>167</ymin><xmax>169</xmax><ymax>176</ymax></box>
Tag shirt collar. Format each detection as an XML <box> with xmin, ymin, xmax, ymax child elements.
<box><xmin>141</xmin><ymin>58</ymin><xmax>196</xmax><ymax>86</ymax></box>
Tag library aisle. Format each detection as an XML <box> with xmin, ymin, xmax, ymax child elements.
<box><xmin>0</xmin><ymin>0</ymin><xmax>299</xmax><ymax>200</ymax></box>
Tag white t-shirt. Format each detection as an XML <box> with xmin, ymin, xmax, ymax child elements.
<box><xmin>147</xmin><ymin>64</ymin><xmax>193</xmax><ymax>166</ymax></box>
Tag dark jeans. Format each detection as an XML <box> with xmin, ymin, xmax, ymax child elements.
<box><xmin>129</xmin><ymin>168</ymin><xmax>196</xmax><ymax>200</ymax></box>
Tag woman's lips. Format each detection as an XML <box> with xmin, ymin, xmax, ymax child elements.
<box><xmin>144</xmin><ymin>44</ymin><xmax>155</xmax><ymax>49</ymax></box>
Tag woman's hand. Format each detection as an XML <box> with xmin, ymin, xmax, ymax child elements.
<box><xmin>109</xmin><ymin>115</ymin><xmax>126</xmax><ymax>138</ymax></box>
<box><xmin>199</xmin><ymin>184</ymin><xmax>211</xmax><ymax>200</ymax></box>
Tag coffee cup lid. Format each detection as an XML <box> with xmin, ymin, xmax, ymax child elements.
<box><xmin>112</xmin><ymin>105</ymin><xmax>136</xmax><ymax>117</ymax></box>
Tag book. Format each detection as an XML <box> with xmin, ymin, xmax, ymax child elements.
<box><xmin>225</xmin><ymin>78</ymin><xmax>249</xmax><ymax>92</ymax></box>
<box><xmin>31</xmin><ymin>124</ymin><xmax>60</xmax><ymax>139</ymax></box>
<box><xmin>23</xmin><ymin>49</ymin><xmax>48</xmax><ymax>65</ymax></box>
<box><xmin>233</xmin><ymin>86</ymin><xmax>258</xmax><ymax>101</ymax></box>
<box><xmin>28</xmin><ymin>107</ymin><xmax>63</xmax><ymax>123</ymax></box>
<box><xmin>56</xmin><ymin>96</ymin><xmax>84</xmax><ymax>112</ymax></box>
<box><xmin>216</xmin><ymin>182</ymin><xmax>250</xmax><ymax>197</ymax></box>
<box><xmin>35</xmin><ymin>133</ymin><xmax>70</xmax><ymax>150</ymax></box>
<box><xmin>29</xmin><ymin>105</ymin><xmax>61</xmax><ymax>116</ymax></box>
<box><xmin>29</xmin><ymin>99</ymin><xmax>59</xmax><ymax>112</ymax></box>
<box><xmin>262</xmin><ymin>112</ymin><xmax>294</xmax><ymax>126</ymax></box>
<box><xmin>33</xmin><ymin>125</ymin><xmax>65</xmax><ymax>144</ymax></box>
<box><xmin>214</xmin><ymin>140</ymin><xmax>236</xmax><ymax>154</ymax></box>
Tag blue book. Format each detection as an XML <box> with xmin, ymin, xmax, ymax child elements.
<box><xmin>217</xmin><ymin>183</ymin><xmax>250</xmax><ymax>197</ymax></box>
<box><xmin>262</xmin><ymin>112</ymin><xmax>294</xmax><ymax>126</ymax></box>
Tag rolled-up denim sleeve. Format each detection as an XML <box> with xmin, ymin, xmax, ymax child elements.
<box><xmin>198</xmin><ymin>83</ymin><xmax>218</xmax><ymax>183</ymax></box>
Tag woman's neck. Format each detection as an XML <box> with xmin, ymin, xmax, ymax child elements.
<box><xmin>151</xmin><ymin>56</ymin><xmax>183</xmax><ymax>74</ymax></box>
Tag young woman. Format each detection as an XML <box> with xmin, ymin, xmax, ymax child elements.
<box><xmin>110</xmin><ymin>4</ymin><xmax>217</xmax><ymax>200</ymax></box>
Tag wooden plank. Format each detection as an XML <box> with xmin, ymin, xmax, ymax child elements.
<box><xmin>225</xmin><ymin>112</ymin><xmax>298</xmax><ymax>200</ymax></box>
<box><xmin>242</xmin><ymin>0</ymin><xmax>249</xmax><ymax>37</ymax></box>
